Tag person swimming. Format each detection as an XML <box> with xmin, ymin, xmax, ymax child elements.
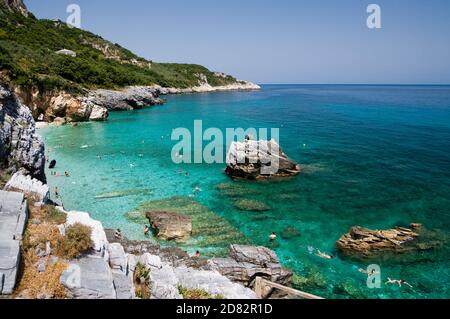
<box><xmin>385</xmin><ymin>278</ymin><xmax>413</xmax><ymax>288</ymax></box>
<box><xmin>64</xmin><ymin>171</ymin><xmax>70</xmax><ymax>177</ymax></box>
<box><xmin>316</xmin><ymin>250</ymin><xmax>333</xmax><ymax>260</ymax></box>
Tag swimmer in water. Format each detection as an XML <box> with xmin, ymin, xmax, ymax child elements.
<box><xmin>269</xmin><ymin>232</ymin><xmax>277</xmax><ymax>241</ymax></box>
<box><xmin>359</xmin><ymin>268</ymin><xmax>379</xmax><ymax>277</ymax></box>
<box><xmin>316</xmin><ymin>250</ymin><xmax>333</xmax><ymax>260</ymax></box>
<box><xmin>385</xmin><ymin>278</ymin><xmax>413</xmax><ymax>288</ymax></box>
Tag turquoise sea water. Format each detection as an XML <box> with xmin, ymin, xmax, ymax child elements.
<box><xmin>40</xmin><ymin>85</ymin><xmax>450</xmax><ymax>299</ymax></box>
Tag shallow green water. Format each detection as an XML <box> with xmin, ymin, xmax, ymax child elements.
<box><xmin>40</xmin><ymin>85</ymin><xmax>450</xmax><ymax>299</ymax></box>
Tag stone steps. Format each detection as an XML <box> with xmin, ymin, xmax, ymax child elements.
<box><xmin>0</xmin><ymin>190</ymin><xmax>28</xmax><ymax>295</ymax></box>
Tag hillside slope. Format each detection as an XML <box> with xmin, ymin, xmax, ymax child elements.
<box><xmin>0</xmin><ymin>4</ymin><xmax>242</xmax><ymax>92</ymax></box>
<box><xmin>0</xmin><ymin>1</ymin><xmax>258</xmax><ymax>123</ymax></box>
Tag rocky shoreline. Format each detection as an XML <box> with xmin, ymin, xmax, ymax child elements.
<box><xmin>18</xmin><ymin>81</ymin><xmax>260</xmax><ymax>126</ymax></box>
<box><xmin>0</xmin><ymin>172</ymin><xmax>294</xmax><ymax>299</ymax></box>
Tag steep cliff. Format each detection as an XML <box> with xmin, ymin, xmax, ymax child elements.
<box><xmin>0</xmin><ymin>82</ymin><xmax>45</xmax><ymax>182</ymax></box>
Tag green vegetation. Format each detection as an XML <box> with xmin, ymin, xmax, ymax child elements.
<box><xmin>60</xmin><ymin>223</ymin><xmax>93</xmax><ymax>258</ymax></box>
<box><xmin>134</xmin><ymin>263</ymin><xmax>151</xmax><ymax>299</ymax></box>
<box><xmin>0</xmin><ymin>169</ymin><xmax>11</xmax><ymax>188</ymax></box>
<box><xmin>0</xmin><ymin>6</ymin><xmax>238</xmax><ymax>93</ymax></box>
<box><xmin>178</xmin><ymin>286</ymin><xmax>224</xmax><ymax>299</ymax></box>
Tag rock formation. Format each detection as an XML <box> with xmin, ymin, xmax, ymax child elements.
<box><xmin>0</xmin><ymin>0</ymin><xmax>28</xmax><ymax>16</ymax></box>
<box><xmin>336</xmin><ymin>224</ymin><xmax>444</xmax><ymax>259</ymax></box>
<box><xmin>146</xmin><ymin>211</ymin><xmax>192</xmax><ymax>241</ymax></box>
<box><xmin>226</xmin><ymin>140</ymin><xmax>301</xmax><ymax>180</ymax></box>
<box><xmin>5</xmin><ymin>171</ymin><xmax>49</xmax><ymax>203</ymax></box>
<box><xmin>88</xmin><ymin>86</ymin><xmax>165</xmax><ymax>111</ymax></box>
<box><xmin>0</xmin><ymin>84</ymin><xmax>46</xmax><ymax>182</ymax></box>
<box><xmin>208</xmin><ymin>245</ymin><xmax>292</xmax><ymax>287</ymax></box>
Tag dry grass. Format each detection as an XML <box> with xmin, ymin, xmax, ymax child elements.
<box><xmin>60</xmin><ymin>223</ymin><xmax>93</xmax><ymax>259</ymax></box>
<box><xmin>14</xmin><ymin>196</ymin><xmax>73</xmax><ymax>298</ymax></box>
<box><xmin>134</xmin><ymin>263</ymin><xmax>151</xmax><ymax>299</ymax></box>
<box><xmin>23</xmin><ymin>223</ymin><xmax>64</xmax><ymax>253</ymax></box>
<box><xmin>178</xmin><ymin>286</ymin><xmax>224</xmax><ymax>299</ymax></box>
<box><xmin>14</xmin><ymin>249</ymin><xmax>68</xmax><ymax>299</ymax></box>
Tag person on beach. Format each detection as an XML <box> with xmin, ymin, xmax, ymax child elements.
<box><xmin>385</xmin><ymin>278</ymin><xmax>413</xmax><ymax>288</ymax></box>
<box><xmin>194</xmin><ymin>251</ymin><xmax>201</xmax><ymax>258</ymax></box>
<box><xmin>316</xmin><ymin>250</ymin><xmax>333</xmax><ymax>259</ymax></box>
<box><xmin>115</xmin><ymin>229</ymin><xmax>123</xmax><ymax>240</ymax></box>
<box><xmin>269</xmin><ymin>232</ymin><xmax>277</xmax><ymax>241</ymax></box>
<box><xmin>144</xmin><ymin>225</ymin><xmax>150</xmax><ymax>236</ymax></box>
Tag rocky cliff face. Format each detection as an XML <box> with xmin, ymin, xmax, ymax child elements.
<box><xmin>0</xmin><ymin>83</ymin><xmax>46</xmax><ymax>182</ymax></box>
<box><xmin>0</xmin><ymin>0</ymin><xmax>28</xmax><ymax>16</ymax></box>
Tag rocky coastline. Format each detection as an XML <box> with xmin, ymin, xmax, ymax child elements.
<box><xmin>16</xmin><ymin>81</ymin><xmax>260</xmax><ymax>126</ymax></box>
<box><xmin>0</xmin><ymin>172</ymin><xmax>292</xmax><ymax>299</ymax></box>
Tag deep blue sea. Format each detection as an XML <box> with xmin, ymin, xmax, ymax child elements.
<box><xmin>40</xmin><ymin>85</ymin><xmax>450</xmax><ymax>299</ymax></box>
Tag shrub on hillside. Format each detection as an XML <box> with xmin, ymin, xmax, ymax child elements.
<box><xmin>60</xmin><ymin>223</ymin><xmax>93</xmax><ymax>259</ymax></box>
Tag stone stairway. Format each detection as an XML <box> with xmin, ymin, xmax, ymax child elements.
<box><xmin>0</xmin><ymin>190</ymin><xmax>28</xmax><ymax>295</ymax></box>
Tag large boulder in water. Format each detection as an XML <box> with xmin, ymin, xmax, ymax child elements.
<box><xmin>336</xmin><ymin>223</ymin><xmax>444</xmax><ymax>259</ymax></box>
<box><xmin>225</xmin><ymin>139</ymin><xmax>301</xmax><ymax>180</ymax></box>
<box><xmin>146</xmin><ymin>211</ymin><xmax>192</xmax><ymax>241</ymax></box>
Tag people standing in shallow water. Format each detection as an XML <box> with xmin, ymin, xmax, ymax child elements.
<box><xmin>115</xmin><ymin>229</ymin><xmax>123</xmax><ymax>240</ymax></box>
<box><xmin>269</xmin><ymin>232</ymin><xmax>277</xmax><ymax>241</ymax></box>
<box><xmin>144</xmin><ymin>225</ymin><xmax>150</xmax><ymax>236</ymax></box>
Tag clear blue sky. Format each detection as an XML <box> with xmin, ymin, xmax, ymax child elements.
<box><xmin>25</xmin><ymin>0</ymin><xmax>450</xmax><ymax>84</ymax></box>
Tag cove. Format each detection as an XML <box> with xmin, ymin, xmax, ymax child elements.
<box><xmin>39</xmin><ymin>84</ymin><xmax>450</xmax><ymax>299</ymax></box>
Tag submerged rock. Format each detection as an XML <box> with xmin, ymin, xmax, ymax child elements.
<box><xmin>225</xmin><ymin>140</ymin><xmax>301</xmax><ymax>180</ymax></box>
<box><xmin>135</xmin><ymin>196</ymin><xmax>249</xmax><ymax>251</ymax></box>
<box><xmin>146</xmin><ymin>211</ymin><xmax>192</xmax><ymax>241</ymax></box>
<box><xmin>281</xmin><ymin>226</ymin><xmax>301</xmax><ymax>239</ymax></box>
<box><xmin>233</xmin><ymin>199</ymin><xmax>271</xmax><ymax>212</ymax></box>
<box><xmin>336</xmin><ymin>223</ymin><xmax>444</xmax><ymax>259</ymax></box>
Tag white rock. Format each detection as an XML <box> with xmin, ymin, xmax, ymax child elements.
<box><xmin>108</xmin><ymin>243</ymin><xmax>127</xmax><ymax>274</ymax></box>
<box><xmin>5</xmin><ymin>172</ymin><xmax>50</xmax><ymax>203</ymax></box>
<box><xmin>138</xmin><ymin>253</ymin><xmax>163</xmax><ymax>270</ymax></box>
<box><xmin>174</xmin><ymin>266</ymin><xmax>256</xmax><ymax>299</ymax></box>
<box><xmin>89</xmin><ymin>104</ymin><xmax>108</xmax><ymax>121</ymax></box>
<box><xmin>149</xmin><ymin>264</ymin><xmax>182</xmax><ymax>299</ymax></box>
